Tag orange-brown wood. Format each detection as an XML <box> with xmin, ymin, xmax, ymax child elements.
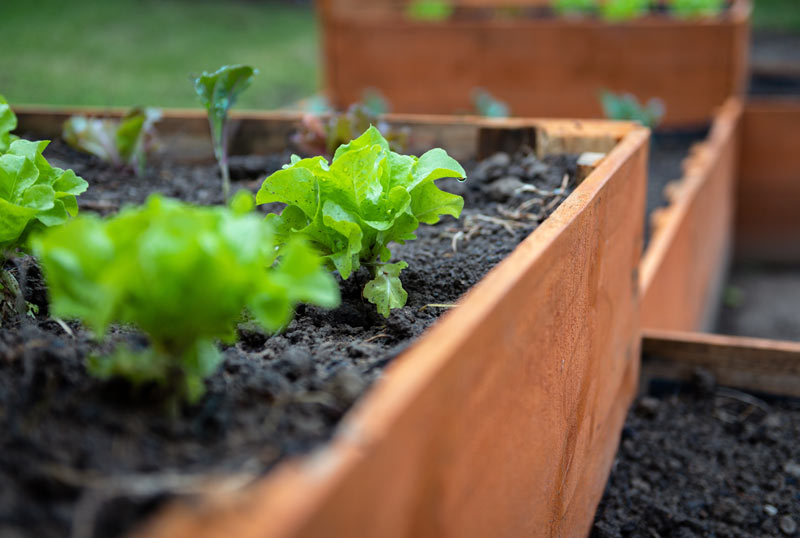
<box><xmin>735</xmin><ymin>99</ymin><xmax>800</xmax><ymax>262</ymax></box>
<box><xmin>320</xmin><ymin>0</ymin><xmax>751</xmax><ymax>128</ymax></box>
<box><xmin>640</xmin><ymin>98</ymin><xmax>742</xmax><ymax>332</ymax></box>
<box><xmin>11</xmin><ymin>107</ymin><xmax>647</xmax><ymax>537</ymax></box>
<box><xmin>642</xmin><ymin>329</ymin><xmax>800</xmax><ymax>397</ymax></box>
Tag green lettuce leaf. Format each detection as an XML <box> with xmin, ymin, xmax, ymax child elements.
<box><xmin>258</xmin><ymin>125</ymin><xmax>466</xmax><ymax>317</ymax></box>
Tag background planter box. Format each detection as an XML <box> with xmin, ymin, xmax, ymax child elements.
<box><xmin>320</xmin><ymin>0</ymin><xmax>751</xmax><ymax>128</ymax></box>
<box><xmin>16</xmin><ymin>107</ymin><xmax>648</xmax><ymax>537</ymax></box>
<box><xmin>641</xmin><ymin>97</ymin><xmax>800</xmax><ymax>333</ymax></box>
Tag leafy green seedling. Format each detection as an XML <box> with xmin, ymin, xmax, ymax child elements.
<box><xmin>600</xmin><ymin>0</ymin><xmax>650</xmax><ymax>21</ymax></box>
<box><xmin>552</xmin><ymin>0</ymin><xmax>596</xmax><ymax>16</ymax></box>
<box><xmin>33</xmin><ymin>193</ymin><xmax>339</xmax><ymax>403</ymax></box>
<box><xmin>406</xmin><ymin>0</ymin><xmax>454</xmax><ymax>21</ymax></box>
<box><xmin>0</xmin><ymin>95</ymin><xmax>19</xmax><ymax>153</ymax></box>
<box><xmin>669</xmin><ymin>0</ymin><xmax>724</xmax><ymax>18</ymax></box>
<box><xmin>192</xmin><ymin>65</ymin><xmax>258</xmax><ymax>203</ymax></box>
<box><xmin>600</xmin><ymin>90</ymin><xmax>665</xmax><ymax>128</ymax></box>
<box><xmin>292</xmin><ymin>103</ymin><xmax>408</xmax><ymax>158</ymax></box>
<box><xmin>258</xmin><ymin>126</ymin><xmax>466</xmax><ymax>317</ymax></box>
<box><xmin>472</xmin><ymin>88</ymin><xmax>511</xmax><ymax>118</ymax></box>
<box><xmin>63</xmin><ymin>107</ymin><xmax>161</xmax><ymax>176</ymax></box>
<box><xmin>0</xmin><ymin>97</ymin><xmax>88</xmax><ymax>323</ymax></box>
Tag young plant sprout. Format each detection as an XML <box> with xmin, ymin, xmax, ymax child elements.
<box><xmin>33</xmin><ymin>193</ymin><xmax>340</xmax><ymax>403</ymax></box>
<box><xmin>600</xmin><ymin>0</ymin><xmax>650</xmax><ymax>21</ymax></box>
<box><xmin>405</xmin><ymin>0</ymin><xmax>454</xmax><ymax>21</ymax></box>
<box><xmin>600</xmin><ymin>90</ymin><xmax>665</xmax><ymax>128</ymax></box>
<box><xmin>669</xmin><ymin>0</ymin><xmax>724</xmax><ymax>18</ymax></box>
<box><xmin>258</xmin><ymin>126</ymin><xmax>466</xmax><ymax>318</ymax></box>
<box><xmin>0</xmin><ymin>96</ymin><xmax>88</xmax><ymax>324</ymax></box>
<box><xmin>472</xmin><ymin>88</ymin><xmax>511</xmax><ymax>118</ymax></box>
<box><xmin>292</xmin><ymin>103</ymin><xmax>409</xmax><ymax>158</ymax></box>
<box><xmin>192</xmin><ymin>64</ymin><xmax>258</xmax><ymax>203</ymax></box>
<box><xmin>552</xmin><ymin>0</ymin><xmax>596</xmax><ymax>16</ymax></box>
<box><xmin>63</xmin><ymin>107</ymin><xmax>161</xmax><ymax>176</ymax></box>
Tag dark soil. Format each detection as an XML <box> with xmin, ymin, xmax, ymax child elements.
<box><xmin>645</xmin><ymin>129</ymin><xmax>709</xmax><ymax>247</ymax></box>
<box><xmin>750</xmin><ymin>31</ymin><xmax>800</xmax><ymax>97</ymax></box>
<box><xmin>716</xmin><ymin>263</ymin><xmax>800</xmax><ymax>342</ymax></box>
<box><xmin>593</xmin><ymin>370</ymin><xmax>800</xmax><ymax>538</ymax></box>
<box><xmin>0</xmin><ymin>144</ymin><xmax>578</xmax><ymax>538</ymax></box>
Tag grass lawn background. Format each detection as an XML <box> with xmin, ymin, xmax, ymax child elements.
<box><xmin>0</xmin><ymin>0</ymin><xmax>797</xmax><ymax>110</ymax></box>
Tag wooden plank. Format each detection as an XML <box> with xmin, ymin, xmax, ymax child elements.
<box><xmin>640</xmin><ymin>98</ymin><xmax>742</xmax><ymax>332</ymax></box>
<box><xmin>121</xmin><ymin>121</ymin><xmax>650</xmax><ymax>538</ymax></box>
<box><xmin>642</xmin><ymin>329</ymin><xmax>800</xmax><ymax>397</ymax></box>
<box><xmin>736</xmin><ymin>99</ymin><xmax>800</xmax><ymax>262</ymax></box>
<box><xmin>321</xmin><ymin>1</ymin><xmax>751</xmax><ymax>127</ymax></box>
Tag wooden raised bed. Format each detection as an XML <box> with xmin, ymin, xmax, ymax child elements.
<box><xmin>320</xmin><ymin>0</ymin><xmax>751</xmax><ymax>128</ymax></box>
<box><xmin>14</xmin><ymin>107</ymin><xmax>648</xmax><ymax>538</ymax></box>
<box><xmin>641</xmin><ymin>97</ymin><xmax>800</xmax><ymax>333</ymax></box>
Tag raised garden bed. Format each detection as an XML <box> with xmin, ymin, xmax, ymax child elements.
<box><xmin>594</xmin><ymin>329</ymin><xmax>800</xmax><ymax>537</ymax></box>
<box><xmin>641</xmin><ymin>97</ymin><xmax>800</xmax><ymax>334</ymax></box>
<box><xmin>5</xmin><ymin>107</ymin><xmax>648</xmax><ymax>538</ymax></box>
<box><xmin>320</xmin><ymin>0</ymin><xmax>751</xmax><ymax>127</ymax></box>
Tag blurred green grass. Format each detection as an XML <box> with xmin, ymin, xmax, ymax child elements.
<box><xmin>753</xmin><ymin>0</ymin><xmax>800</xmax><ymax>31</ymax></box>
<box><xmin>0</xmin><ymin>0</ymin><xmax>318</xmax><ymax>109</ymax></box>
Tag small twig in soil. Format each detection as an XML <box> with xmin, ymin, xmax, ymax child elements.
<box><xmin>451</xmin><ymin>230</ymin><xmax>465</xmax><ymax>253</ymax></box>
<box><xmin>418</xmin><ymin>303</ymin><xmax>459</xmax><ymax>312</ymax></box>
<box><xmin>363</xmin><ymin>333</ymin><xmax>391</xmax><ymax>344</ymax></box>
<box><xmin>53</xmin><ymin>317</ymin><xmax>75</xmax><ymax>338</ymax></box>
<box><xmin>471</xmin><ymin>214</ymin><xmax>525</xmax><ymax>236</ymax></box>
<box><xmin>715</xmin><ymin>386</ymin><xmax>770</xmax><ymax>413</ymax></box>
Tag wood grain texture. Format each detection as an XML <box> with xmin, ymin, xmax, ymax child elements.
<box><xmin>320</xmin><ymin>0</ymin><xmax>751</xmax><ymax>127</ymax></box>
<box><xmin>12</xmin><ymin>109</ymin><xmax>648</xmax><ymax>538</ymax></box>
<box><xmin>642</xmin><ymin>329</ymin><xmax>800</xmax><ymax>397</ymax></box>
<box><xmin>736</xmin><ymin>99</ymin><xmax>800</xmax><ymax>262</ymax></box>
<box><xmin>640</xmin><ymin>98</ymin><xmax>742</xmax><ymax>332</ymax></box>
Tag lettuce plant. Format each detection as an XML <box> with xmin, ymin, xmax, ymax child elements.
<box><xmin>552</xmin><ymin>0</ymin><xmax>596</xmax><ymax>16</ymax></box>
<box><xmin>192</xmin><ymin>64</ymin><xmax>257</xmax><ymax>203</ymax></box>
<box><xmin>1</xmin><ymin>98</ymin><xmax>88</xmax><ymax>323</ymax></box>
<box><xmin>258</xmin><ymin>126</ymin><xmax>466</xmax><ymax>317</ymax></box>
<box><xmin>600</xmin><ymin>90</ymin><xmax>664</xmax><ymax>128</ymax></box>
<box><xmin>292</xmin><ymin>103</ymin><xmax>408</xmax><ymax>158</ymax></box>
<box><xmin>33</xmin><ymin>193</ymin><xmax>339</xmax><ymax>403</ymax></box>
<box><xmin>669</xmin><ymin>0</ymin><xmax>724</xmax><ymax>18</ymax></box>
<box><xmin>406</xmin><ymin>0</ymin><xmax>454</xmax><ymax>21</ymax></box>
<box><xmin>62</xmin><ymin>107</ymin><xmax>161</xmax><ymax>176</ymax></box>
<box><xmin>600</xmin><ymin>0</ymin><xmax>650</xmax><ymax>21</ymax></box>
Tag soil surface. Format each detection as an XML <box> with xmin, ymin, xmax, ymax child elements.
<box><xmin>593</xmin><ymin>370</ymin><xmax>800</xmax><ymax>537</ymax></box>
<box><xmin>750</xmin><ymin>31</ymin><xmax>800</xmax><ymax>96</ymax></box>
<box><xmin>716</xmin><ymin>263</ymin><xmax>800</xmax><ymax>342</ymax></box>
<box><xmin>0</xmin><ymin>143</ymin><xmax>578</xmax><ymax>538</ymax></box>
<box><xmin>645</xmin><ymin>129</ymin><xmax>709</xmax><ymax>247</ymax></box>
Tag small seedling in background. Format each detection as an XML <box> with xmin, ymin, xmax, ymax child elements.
<box><xmin>292</xmin><ymin>103</ymin><xmax>409</xmax><ymax>158</ymax></box>
<box><xmin>552</xmin><ymin>0</ymin><xmax>596</xmax><ymax>16</ymax></box>
<box><xmin>33</xmin><ymin>193</ymin><xmax>340</xmax><ymax>404</ymax></box>
<box><xmin>600</xmin><ymin>0</ymin><xmax>650</xmax><ymax>21</ymax></box>
<box><xmin>406</xmin><ymin>0</ymin><xmax>454</xmax><ymax>21</ymax></box>
<box><xmin>472</xmin><ymin>88</ymin><xmax>511</xmax><ymax>118</ymax></box>
<box><xmin>192</xmin><ymin>64</ymin><xmax>258</xmax><ymax>203</ymax></box>
<box><xmin>361</xmin><ymin>88</ymin><xmax>390</xmax><ymax>116</ymax></box>
<box><xmin>63</xmin><ymin>107</ymin><xmax>161</xmax><ymax>176</ymax></box>
<box><xmin>723</xmin><ymin>286</ymin><xmax>744</xmax><ymax>309</ymax></box>
<box><xmin>669</xmin><ymin>0</ymin><xmax>724</xmax><ymax>18</ymax></box>
<box><xmin>258</xmin><ymin>126</ymin><xmax>466</xmax><ymax>317</ymax></box>
<box><xmin>0</xmin><ymin>96</ymin><xmax>88</xmax><ymax>324</ymax></box>
<box><xmin>600</xmin><ymin>90</ymin><xmax>665</xmax><ymax>128</ymax></box>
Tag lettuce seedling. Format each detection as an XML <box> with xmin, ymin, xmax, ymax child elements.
<box><xmin>0</xmin><ymin>95</ymin><xmax>19</xmax><ymax>153</ymax></box>
<box><xmin>33</xmin><ymin>194</ymin><xmax>339</xmax><ymax>403</ymax></box>
<box><xmin>600</xmin><ymin>90</ymin><xmax>665</xmax><ymax>128</ymax></box>
<box><xmin>472</xmin><ymin>88</ymin><xmax>511</xmax><ymax>118</ymax></box>
<box><xmin>292</xmin><ymin>103</ymin><xmax>409</xmax><ymax>158</ymax></box>
<box><xmin>600</xmin><ymin>0</ymin><xmax>650</xmax><ymax>21</ymax></box>
<box><xmin>62</xmin><ymin>107</ymin><xmax>161</xmax><ymax>176</ymax></box>
<box><xmin>192</xmin><ymin>64</ymin><xmax>258</xmax><ymax>203</ymax></box>
<box><xmin>669</xmin><ymin>0</ymin><xmax>724</xmax><ymax>18</ymax></box>
<box><xmin>552</xmin><ymin>0</ymin><xmax>596</xmax><ymax>16</ymax></box>
<box><xmin>1</xmin><ymin>98</ymin><xmax>88</xmax><ymax>323</ymax></box>
<box><xmin>406</xmin><ymin>0</ymin><xmax>454</xmax><ymax>21</ymax></box>
<box><xmin>258</xmin><ymin>126</ymin><xmax>466</xmax><ymax>317</ymax></box>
